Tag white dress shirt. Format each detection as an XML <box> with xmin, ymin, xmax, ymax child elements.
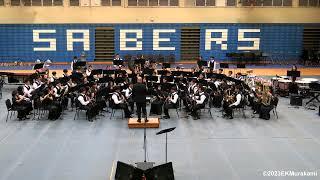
<box><xmin>196</xmin><ymin>92</ymin><xmax>206</xmax><ymax>105</ymax></box>
<box><xmin>86</xmin><ymin>69</ymin><xmax>92</xmax><ymax>77</ymax></box>
<box><xmin>78</xmin><ymin>94</ymin><xmax>90</xmax><ymax>106</ymax></box>
<box><xmin>33</xmin><ymin>81</ymin><xmax>42</xmax><ymax>89</ymax></box>
<box><xmin>230</xmin><ymin>94</ymin><xmax>242</xmax><ymax>107</ymax></box>
<box><xmin>23</xmin><ymin>84</ymin><xmax>33</xmax><ymax>97</ymax></box>
<box><xmin>112</xmin><ymin>92</ymin><xmax>123</xmax><ymax>104</ymax></box>
<box><xmin>123</xmin><ymin>88</ymin><xmax>132</xmax><ymax>99</ymax></box>
<box><xmin>53</xmin><ymin>86</ymin><xmax>61</xmax><ymax>97</ymax></box>
<box><xmin>169</xmin><ymin>92</ymin><xmax>179</xmax><ymax>104</ymax></box>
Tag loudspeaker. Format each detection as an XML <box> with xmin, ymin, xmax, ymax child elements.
<box><xmin>290</xmin><ymin>94</ymin><xmax>303</xmax><ymax>106</ymax></box>
<box><xmin>115</xmin><ymin>161</ymin><xmax>144</xmax><ymax>180</ymax></box>
<box><xmin>145</xmin><ymin>162</ymin><xmax>175</xmax><ymax>180</ymax></box>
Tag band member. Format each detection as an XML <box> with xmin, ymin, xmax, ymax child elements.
<box><xmin>227</xmin><ymin>71</ymin><xmax>233</xmax><ymax>77</ymax></box>
<box><xmin>196</xmin><ymin>56</ymin><xmax>203</xmax><ymax>69</ymax></box>
<box><xmin>54</xmin><ymin>80</ymin><xmax>68</xmax><ymax>109</ymax></box>
<box><xmin>188</xmin><ymin>79</ymin><xmax>198</xmax><ymax>95</ymax></box>
<box><xmin>223</xmin><ymin>87</ymin><xmax>242</xmax><ymax>119</ymax></box>
<box><xmin>123</xmin><ymin>83</ymin><xmax>134</xmax><ymax>112</ymax></box>
<box><xmin>77</xmin><ymin>87</ymin><xmax>97</xmax><ymax>121</ymax></box>
<box><xmin>190</xmin><ymin>86</ymin><xmax>207</xmax><ymax>120</ymax></box>
<box><xmin>113</xmin><ymin>54</ymin><xmax>123</xmax><ymax>68</ymax></box>
<box><xmin>163</xmin><ymin>87</ymin><xmax>179</xmax><ymax>119</ymax></box>
<box><xmin>208</xmin><ymin>56</ymin><xmax>216</xmax><ymax>71</ymax></box>
<box><xmin>50</xmin><ymin>71</ymin><xmax>58</xmax><ymax>82</ymax></box>
<box><xmin>218</xmin><ymin>68</ymin><xmax>223</xmax><ymax>74</ymax></box>
<box><xmin>23</xmin><ymin>79</ymin><xmax>33</xmax><ymax>98</ymax></box>
<box><xmin>12</xmin><ymin>90</ymin><xmax>31</xmax><ymax>120</ymax></box>
<box><xmin>33</xmin><ymin>76</ymin><xmax>43</xmax><ymax>90</ymax></box>
<box><xmin>259</xmin><ymin>89</ymin><xmax>274</xmax><ymax>120</ymax></box>
<box><xmin>63</xmin><ymin>69</ymin><xmax>69</xmax><ymax>77</ymax></box>
<box><xmin>40</xmin><ymin>86</ymin><xmax>62</xmax><ymax>120</ymax></box>
<box><xmin>132</xmin><ymin>77</ymin><xmax>147</xmax><ymax>122</ymax></box>
<box><xmin>111</xmin><ymin>86</ymin><xmax>132</xmax><ymax>118</ymax></box>
<box><xmin>86</xmin><ymin>65</ymin><xmax>93</xmax><ymax>77</ymax></box>
<box><xmin>71</xmin><ymin>56</ymin><xmax>78</xmax><ymax>71</ymax></box>
<box><xmin>150</xmin><ymin>85</ymin><xmax>165</xmax><ymax>115</ymax></box>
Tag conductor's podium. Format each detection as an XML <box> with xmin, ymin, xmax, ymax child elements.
<box><xmin>128</xmin><ymin>118</ymin><xmax>160</xmax><ymax>128</ymax></box>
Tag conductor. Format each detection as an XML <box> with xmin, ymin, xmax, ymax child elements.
<box><xmin>132</xmin><ymin>76</ymin><xmax>148</xmax><ymax>123</ymax></box>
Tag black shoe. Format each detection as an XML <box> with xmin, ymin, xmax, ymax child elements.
<box><xmin>145</xmin><ymin>119</ymin><xmax>149</xmax><ymax>123</ymax></box>
<box><xmin>228</xmin><ymin>116</ymin><xmax>233</xmax><ymax>119</ymax></box>
<box><xmin>88</xmin><ymin>119</ymin><xmax>93</xmax><ymax>122</ymax></box>
<box><xmin>163</xmin><ymin>116</ymin><xmax>170</xmax><ymax>119</ymax></box>
<box><xmin>137</xmin><ymin>118</ymin><xmax>141</xmax><ymax>123</ymax></box>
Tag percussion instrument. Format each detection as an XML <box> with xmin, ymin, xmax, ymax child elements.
<box><xmin>278</xmin><ymin>79</ymin><xmax>291</xmax><ymax>91</ymax></box>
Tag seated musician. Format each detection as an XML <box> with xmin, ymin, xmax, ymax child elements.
<box><xmin>33</xmin><ymin>76</ymin><xmax>43</xmax><ymax>90</ymax></box>
<box><xmin>163</xmin><ymin>87</ymin><xmax>179</xmax><ymax>119</ymax></box>
<box><xmin>77</xmin><ymin>87</ymin><xmax>97</xmax><ymax>121</ymax></box>
<box><xmin>227</xmin><ymin>71</ymin><xmax>233</xmax><ymax>77</ymax></box>
<box><xmin>50</xmin><ymin>71</ymin><xmax>58</xmax><ymax>82</ymax></box>
<box><xmin>183</xmin><ymin>79</ymin><xmax>198</xmax><ymax>111</ymax></box>
<box><xmin>113</xmin><ymin>54</ymin><xmax>123</xmax><ymax>68</ymax></box>
<box><xmin>111</xmin><ymin>86</ymin><xmax>132</xmax><ymax>118</ymax></box>
<box><xmin>40</xmin><ymin>86</ymin><xmax>62</xmax><ymax>120</ymax></box>
<box><xmin>12</xmin><ymin>90</ymin><xmax>31</xmax><ymax>120</ymax></box>
<box><xmin>54</xmin><ymin>81</ymin><xmax>68</xmax><ymax>109</ymax></box>
<box><xmin>259</xmin><ymin>89</ymin><xmax>274</xmax><ymax>120</ymax></box>
<box><xmin>86</xmin><ymin>65</ymin><xmax>93</xmax><ymax>77</ymax></box>
<box><xmin>223</xmin><ymin>87</ymin><xmax>242</xmax><ymax>119</ymax></box>
<box><xmin>252</xmin><ymin>85</ymin><xmax>263</xmax><ymax>114</ymax></box>
<box><xmin>90</xmin><ymin>82</ymin><xmax>106</xmax><ymax>113</ymax></box>
<box><xmin>190</xmin><ymin>86</ymin><xmax>207</xmax><ymax>120</ymax></box>
<box><xmin>150</xmin><ymin>85</ymin><xmax>165</xmax><ymax>115</ymax></box>
<box><xmin>123</xmin><ymin>83</ymin><xmax>134</xmax><ymax>113</ymax></box>
<box><xmin>23</xmin><ymin>79</ymin><xmax>33</xmax><ymax>98</ymax></box>
<box><xmin>63</xmin><ymin>69</ymin><xmax>69</xmax><ymax>77</ymax></box>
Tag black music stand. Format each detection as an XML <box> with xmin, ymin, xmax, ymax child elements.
<box><xmin>162</xmin><ymin>63</ymin><xmax>171</xmax><ymax>69</ymax></box>
<box><xmin>287</xmin><ymin>70</ymin><xmax>300</xmax><ymax>78</ymax></box>
<box><xmin>199</xmin><ymin>61</ymin><xmax>208</xmax><ymax>67</ymax></box>
<box><xmin>113</xmin><ymin>60</ymin><xmax>124</xmax><ymax>66</ymax></box>
<box><xmin>134</xmin><ymin>59</ymin><xmax>145</xmax><ymax>66</ymax></box>
<box><xmin>74</xmin><ymin>61</ymin><xmax>86</xmax><ymax>68</ymax></box>
<box><xmin>156</xmin><ymin>127</ymin><xmax>176</xmax><ymax>163</ymax></box>
<box><xmin>33</xmin><ymin>63</ymin><xmax>44</xmax><ymax>70</ymax></box>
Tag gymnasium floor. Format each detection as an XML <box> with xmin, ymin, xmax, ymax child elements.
<box><xmin>0</xmin><ymin>85</ymin><xmax>319</xmax><ymax>180</ymax></box>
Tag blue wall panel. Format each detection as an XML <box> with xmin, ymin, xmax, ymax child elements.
<box><xmin>0</xmin><ymin>23</ymin><xmax>307</xmax><ymax>62</ymax></box>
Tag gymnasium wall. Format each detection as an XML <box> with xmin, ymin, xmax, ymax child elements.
<box><xmin>0</xmin><ymin>23</ymin><xmax>307</xmax><ymax>62</ymax></box>
<box><xmin>1</xmin><ymin>4</ymin><xmax>319</xmax><ymax>62</ymax></box>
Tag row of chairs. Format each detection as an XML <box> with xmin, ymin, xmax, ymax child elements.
<box><xmin>5</xmin><ymin>94</ymin><xmax>279</xmax><ymax>122</ymax></box>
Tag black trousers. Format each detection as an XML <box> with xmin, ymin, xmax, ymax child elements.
<box><xmin>136</xmin><ymin>102</ymin><xmax>146</xmax><ymax>119</ymax></box>
<box><xmin>259</xmin><ymin>104</ymin><xmax>273</xmax><ymax>120</ymax></box>
<box><xmin>223</xmin><ymin>102</ymin><xmax>239</xmax><ymax>117</ymax></box>
<box><xmin>252</xmin><ymin>101</ymin><xmax>262</xmax><ymax>113</ymax></box>
<box><xmin>191</xmin><ymin>104</ymin><xmax>205</xmax><ymax>118</ymax></box>
<box><xmin>164</xmin><ymin>103</ymin><xmax>176</xmax><ymax>117</ymax></box>
<box><xmin>114</xmin><ymin>103</ymin><xmax>131</xmax><ymax>117</ymax></box>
